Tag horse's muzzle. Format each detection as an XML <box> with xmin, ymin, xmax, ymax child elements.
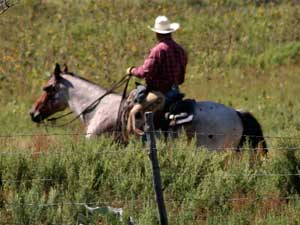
<box><xmin>29</xmin><ymin>110</ymin><xmax>43</xmax><ymax>123</ymax></box>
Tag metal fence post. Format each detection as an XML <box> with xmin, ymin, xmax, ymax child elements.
<box><xmin>145</xmin><ymin>112</ymin><xmax>169</xmax><ymax>225</ymax></box>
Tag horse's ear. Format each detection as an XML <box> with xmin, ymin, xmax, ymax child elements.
<box><xmin>54</xmin><ymin>63</ymin><xmax>61</xmax><ymax>79</ymax></box>
<box><xmin>62</xmin><ymin>64</ymin><xmax>68</xmax><ymax>74</ymax></box>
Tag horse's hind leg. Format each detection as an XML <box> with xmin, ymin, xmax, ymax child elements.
<box><xmin>169</xmin><ymin>127</ymin><xmax>179</xmax><ymax>140</ymax></box>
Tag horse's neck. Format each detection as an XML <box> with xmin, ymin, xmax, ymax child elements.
<box><xmin>62</xmin><ymin>75</ymin><xmax>121</xmax><ymax>123</ymax></box>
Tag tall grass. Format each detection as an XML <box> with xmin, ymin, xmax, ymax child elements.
<box><xmin>2</xmin><ymin>136</ymin><xmax>300</xmax><ymax>224</ymax></box>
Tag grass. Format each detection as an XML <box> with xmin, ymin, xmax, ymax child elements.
<box><xmin>1</xmin><ymin>0</ymin><xmax>300</xmax><ymax>224</ymax></box>
<box><xmin>2</xmin><ymin>137</ymin><xmax>300</xmax><ymax>224</ymax></box>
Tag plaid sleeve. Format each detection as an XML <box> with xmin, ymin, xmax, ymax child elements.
<box><xmin>131</xmin><ymin>47</ymin><xmax>160</xmax><ymax>79</ymax></box>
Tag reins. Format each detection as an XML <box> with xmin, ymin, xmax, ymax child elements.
<box><xmin>45</xmin><ymin>74</ymin><xmax>131</xmax><ymax>128</ymax></box>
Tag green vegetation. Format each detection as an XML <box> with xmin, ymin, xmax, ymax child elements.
<box><xmin>1</xmin><ymin>0</ymin><xmax>300</xmax><ymax>224</ymax></box>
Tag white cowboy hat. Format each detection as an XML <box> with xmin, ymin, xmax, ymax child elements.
<box><xmin>148</xmin><ymin>16</ymin><xmax>180</xmax><ymax>34</ymax></box>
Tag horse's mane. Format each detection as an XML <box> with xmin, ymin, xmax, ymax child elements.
<box><xmin>62</xmin><ymin>71</ymin><xmax>120</xmax><ymax>94</ymax></box>
<box><xmin>63</xmin><ymin>72</ymin><xmax>103</xmax><ymax>88</ymax></box>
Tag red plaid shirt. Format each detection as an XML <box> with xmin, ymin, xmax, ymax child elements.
<box><xmin>131</xmin><ymin>37</ymin><xmax>188</xmax><ymax>93</ymax></box>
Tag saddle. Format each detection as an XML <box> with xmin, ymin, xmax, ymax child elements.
<box><xmin>165</xmin><ymin>99</ymin><xmax>195</xmax><ymax>127</ymax></box>
<box><xmin>120</xmin><ymin>87</ymin><xmax>195</xmax><ymax>140</ymax></box>
<box><xmin>163</xmin><ymin>87</ymin><xmax>195</xmax><ymax>127</ymax></box>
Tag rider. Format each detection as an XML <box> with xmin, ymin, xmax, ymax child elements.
<box><xmin>126</xmin><ymin>15</ymin><xmax>188</xmax><ymax>135</ymax></box>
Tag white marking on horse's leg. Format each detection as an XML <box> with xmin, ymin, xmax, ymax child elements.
<box><xmin>85</xmin><ymin>133</ymin><xmax>96</xmax><ymax>139</ymax></box>
<box><xmin>86</xmin><ymin>124</ymin><xmax>100</xmax><ymax>138</ymax></box>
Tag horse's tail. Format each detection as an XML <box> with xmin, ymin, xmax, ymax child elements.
<box><xmin>236</xmin><ymin>110</ymin><xmax>268</xmax><ymax>153</ymax></box>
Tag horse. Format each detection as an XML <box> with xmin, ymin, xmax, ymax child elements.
<box><xmin>29</xmin><ymin>64</ymin><xmax>267</xmax><ymax>152</ymax></box>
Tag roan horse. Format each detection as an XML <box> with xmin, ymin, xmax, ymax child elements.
<box><xmin>30</xmin><ymin>64</ymin><xmax>267</xmax><ymax>152</ymax></box>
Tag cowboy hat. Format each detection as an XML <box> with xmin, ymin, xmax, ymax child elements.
<box><xmin>148</xmin><ymin>16</ymin><xmax>180</xmax><ymax>34</ymax></box>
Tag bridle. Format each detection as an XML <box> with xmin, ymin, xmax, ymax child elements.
<box><xmin>44</xmin><ymin>74</ymin><xmax>131</xmax><ymax>128</ymax></box>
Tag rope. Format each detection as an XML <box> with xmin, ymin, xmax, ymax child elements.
<box><xmin>114</xmin><ymin>75</ymin><xmax>131</xmax><ymax>143</ymax></box>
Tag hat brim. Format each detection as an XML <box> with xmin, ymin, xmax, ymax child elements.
<box><xmin>148</xmin><ymin>23</ymin><xmax>180</xmax><ymax>34</ymax></box>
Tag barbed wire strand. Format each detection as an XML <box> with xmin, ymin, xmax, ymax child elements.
<box><xmin>1</xmin><ymin>145</ymin><xmax>300</xmax><ymax>156</ymax></box>
<box><xmin>4</xmin><ymin>196</ymin><xmax>300</xmax><ymax>208</ymax></box>
<box><xmin>1</xmin><ymin>130</ymin><xmax>300</xmax><ymax>140</ymax></box>
<box><xmin>2</xmin><ymin>172</ymin><xmax>300</xmax><ymax>184</ymax></box>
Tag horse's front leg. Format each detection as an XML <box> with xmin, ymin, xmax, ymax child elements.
<box><xmin>85</xmin><ymin>132</ymin><xmax>97</xmax><ymax>139</ymax></box>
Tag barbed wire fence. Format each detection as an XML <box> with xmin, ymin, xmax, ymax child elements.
<box><xmin>2</xmin><ymin>121</ymin><xmax>300</xmax><ymax>224</ymax></box>
<box><xmin>1</xmin><ymin>129</ymin><xmax>300</xmax><ymax>154</ymax></box>
<box><xmin>2</xmin><ymin>127</ymin><xmax>300</xmax><ymax>146</ymax></box>
<box><xmin>2</xmin><ymin>129</ymin><xmax>300</xmax><ymax>139</ymax></box>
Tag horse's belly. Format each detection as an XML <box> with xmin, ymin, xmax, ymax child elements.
<box><xmin>191</xmin><ymin>102</ymin><xmax>243</xmax><ymax>151</ymax></box>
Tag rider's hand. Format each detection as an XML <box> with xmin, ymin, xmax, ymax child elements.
<box><xmin>126</xmin><ymin>66</ymin><xmax>134</xmax><ymax>76</ymax></box>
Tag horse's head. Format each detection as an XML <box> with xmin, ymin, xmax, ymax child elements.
<box><xmin>29</xmin><ymin>63</ymin><xmax>69</xmax><ymax>123</ymax></box>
